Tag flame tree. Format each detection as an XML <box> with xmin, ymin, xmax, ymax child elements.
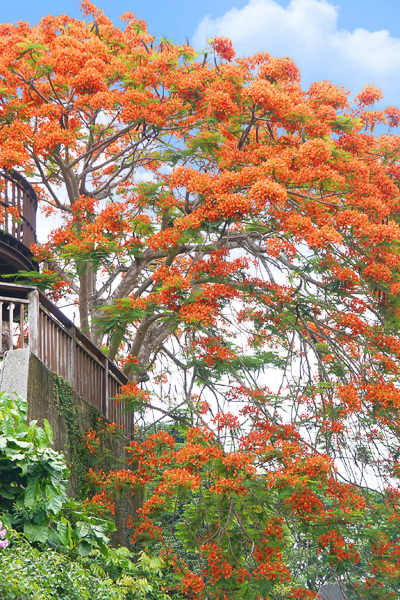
<box><xmin>1</xmin><ymin>2</ymin><xmax>400</xmax><ymax>597</ymax></box>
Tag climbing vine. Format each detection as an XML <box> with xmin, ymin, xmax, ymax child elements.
<box><xmin>53</xmin><ymin>374</ymin><xmax>94</xmax><ymax>499</ymax></box>
<box><xmin>53</xmin><ymin>374</ymin><xmax>123</xmax><ymax>500</ymax></box>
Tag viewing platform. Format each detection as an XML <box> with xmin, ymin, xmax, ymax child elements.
<box><xmin>0</xmin><ymin>169</ymin><xmax>38</xmax><ymax>276</ymax></box>
<box><xmin>0</xmin><ymin>170</ymin><xmax>131</xmax><ymax>436</ymax></box>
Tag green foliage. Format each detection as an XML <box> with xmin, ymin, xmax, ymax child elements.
<box><xmin>82</xmin><ymin>548</ymin><xmax>180</xmax><ymax>600</ymax></box>
<box><xmin>53</xmin><ymin>374</ymin><xmax>125</xmax><ymax>503</ymax></box>
<box><xmin>0</xmin><ymin>390</ymin><xmax>186</xmax><ymax>599</ymax></box>
<box><xmin>52</xmin><ymin>500</ymin><xmax>116</xmax><ymax>557</ymax></box>
<box><xmin>0</xmin><ymin>532</ymin><xmax>123</xmax><ymax>600</ymax></box>
<box><xmin>0</xmin><ymin>528</ymin><xmax>184</xmax><ymax>600</ymax></box>
<box><xmin>3</xmin><ymin>269</ymin><xmax>60</xmax><ymax>290</ymax></box>
<box><xmin>0</xmin><ymin>391</ymin><xmax>115</xmax><ymax>556</ymax></box>
<box><xmin>53</xmin><ymin>374</ymin><xmax>91</xmax><ymax>499</ymax></box>
<box><xmin>0</xmin><ymin>391</ymin><xmax>69</xmax><ymax>525</ymax></box>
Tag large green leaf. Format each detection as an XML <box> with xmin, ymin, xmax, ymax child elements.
<box><xmin>24</xmin><ymin>476</ymin><xmax>41</xmax><ymax>506</ymax></box>
<box><xmin>43</xmin><ymin>419</ymin><xmax>53</xmax><ymax>446</ymax></box>
<box><xmin>24</xmin><ymin>523</ymin><xmax>49</xmax><ymax>543</ymax></box>
<box><xmin>77</xmin><ymin>540</ymin><xmax>92</xmax><ymax>557</ymax></box>
<box><xmin>34</xmin><ymin>426</ymin><xmax>48</xmax><ymax>449</ymax></box>
<box><xmin>57</xmin><ymin>518</ymin><xmax>73</xmax><ymax>549</ymax></box>
<box><xmin>75</xmin><ymin>521</ymin><xmax>91</xmax><ymax>540</ymax></box>
<box><xmin>45</xmin><ymin>483</ymin><xmax>63</xmax><ymax>515</ymax></box>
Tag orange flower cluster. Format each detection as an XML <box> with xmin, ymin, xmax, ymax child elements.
<box><xmin>2</xmin><ymin>4</ymin><xmax>400</xmax><ymax>597</ymax></box>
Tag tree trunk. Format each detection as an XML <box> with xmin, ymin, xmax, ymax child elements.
<box><xmin>79</xmin><ymin>262</ymin><xmax>96</xmax><ymax>340</ymax></box>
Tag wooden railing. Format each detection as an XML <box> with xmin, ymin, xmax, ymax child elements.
<box><xmin>0</xmin><ymin>170</ymin><xmax>37</xmax><ymax>248</ymax></box>
<box><xmin>0</xmin><ymin>282</ymin><xmax>131</xmax><ymax>435</ymax></box>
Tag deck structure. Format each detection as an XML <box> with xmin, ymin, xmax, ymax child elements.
<box><xmin>0</xmin><ymin>169</ymin><xmax>38</xmax><ymax>276</ymax></box>
<box><xmin>0</xmin><ymin>170</ymin><xmax>130</xmax><ymax>434</ymax></box>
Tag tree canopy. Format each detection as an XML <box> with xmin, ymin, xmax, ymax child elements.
<box><xmin>1</xmin><ymin>2</ymin><xmax>400</xmax><ymax>598</ymax></box>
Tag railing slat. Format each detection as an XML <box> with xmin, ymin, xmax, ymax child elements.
<box><xmin>8</xmin><ymin>303</ymin><xmax>13</xmax><ymax>351</ymax></box>
<box><xmin>0</xmin><ymin>301</ymin><xmax>3</xmax><ymax>354</ymax></box>
<box><xmin>20</xmin><ymin>304</ymin><xmax>24</xmax><ymax>348</ymax></box>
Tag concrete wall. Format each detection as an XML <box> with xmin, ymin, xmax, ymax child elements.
<box><xmin>0</xmin><ymin>348</ymin><xmax>91</xmax><ymax>459</ymax></box>
<box><xmin>0</xmin><ymin>348</ymin><xmax>70</xmax><ymax>453</ymax></box>
<box><xmin>0</xmin><ymin>348</ymin><xmax>138</xmax><ymax>547</ymax></box>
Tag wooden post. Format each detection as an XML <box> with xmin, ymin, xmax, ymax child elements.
<box><xmin>20</xmin><ymin>304</ymin><xmax>24</xmax><ymax>348</ymax></box>
<box><xmin>4</xmin><ymin>174</ymin><xmax>8</xmax><ymax>235</ymax></box>
<box><xmin>11</xmin><ymin>181</ymin><xmax>15</xmax><ymax>239</ymax></box>
<box><xmin>103</xmin><ymin>357</ymin><xmax>109</xmax><ymax>419</ymax></box>
<box><xmin>66</xmin><ymin>326</ymin><xmax>76</xmax><ymax>390</ymax></box>
<box><xmin>8</xmin><ymin>302</ymin><xmax>14</xmax><ymax>351</ymax></box>
<box><xmin>28</xmin><ymin>289</ymin><xmax>39</xmax><ymax>355</ymax></box>
<box><xmin>0</xmin><ymin>301</ymin><xmax>3</xmax><ymax>354</ymax></box>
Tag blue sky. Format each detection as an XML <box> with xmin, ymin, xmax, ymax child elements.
<box><xmin>4</xmin><ymin>1</ymin><xmax>400</xmax><ymax>42</ymax></box>
<box><xmin>4</xmin><ymin>0</ymin><xmax>400</xmax><ymax>104</ymax></box>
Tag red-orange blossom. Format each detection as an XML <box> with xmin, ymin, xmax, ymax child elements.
<box><xmin>1</xmin><ymin>2</ymin><xmax>400</xmax><ymax>598</ymax></box>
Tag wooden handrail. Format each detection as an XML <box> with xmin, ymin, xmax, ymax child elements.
<box><xmin>6</xmin><ymin>169</ymin><xmax>38</xmax><ymax>210</ymax></box>
<box><xmin>37</xmin><ymin>290</ymin><xmax>127</xmax><ymax>384</ymax></box>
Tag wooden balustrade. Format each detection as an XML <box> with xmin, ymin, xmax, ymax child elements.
<box><xmin>0</xmin><ymin>169</ymin><xmax>131</xmax><ymax>433</ymax></box>
<box><xmin>0</xmin><ymin>282</ymin><xmax>132</xmax><ymax>435</ymax></box>
<box><xmin>0</xmin><ymin>170</ymin><xmax>37</xmax><ymax>248</ymax></box>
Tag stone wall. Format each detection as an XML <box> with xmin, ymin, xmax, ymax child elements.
<box><xmin>1</xmin><ymin>348</ymin><xmax>71</xmax><ymax>455</ymax></box>
<box><xmin>0</xmin><ymin>348</ymin><xmax>138</xmax><ymax>547</ymax></box>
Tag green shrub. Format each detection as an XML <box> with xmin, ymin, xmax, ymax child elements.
<box><xmin>0</xmin><ymin>532</ymin><xmax>124</xmax><ymax>600</ymax></box>
<box><xmin>0</xmin><ymin>391</ymin><xmax>183</xmax><ymax>599</ymax></box>
<box><xmin>0</xmin><ymin>391</ymin><xmax>115</xmax><ymax>555</ymax></box>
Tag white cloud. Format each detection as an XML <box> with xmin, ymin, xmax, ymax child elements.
<box><xmin>193</xmin><ymin>0</ymin><xmax>400</xmax><ymax>105</ymax></box>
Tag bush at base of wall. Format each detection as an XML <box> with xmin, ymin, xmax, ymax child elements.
<box><xmin>0</xmin><ymin>534</ymin><xmax>123</xmax><ymax>600</ymax></box>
